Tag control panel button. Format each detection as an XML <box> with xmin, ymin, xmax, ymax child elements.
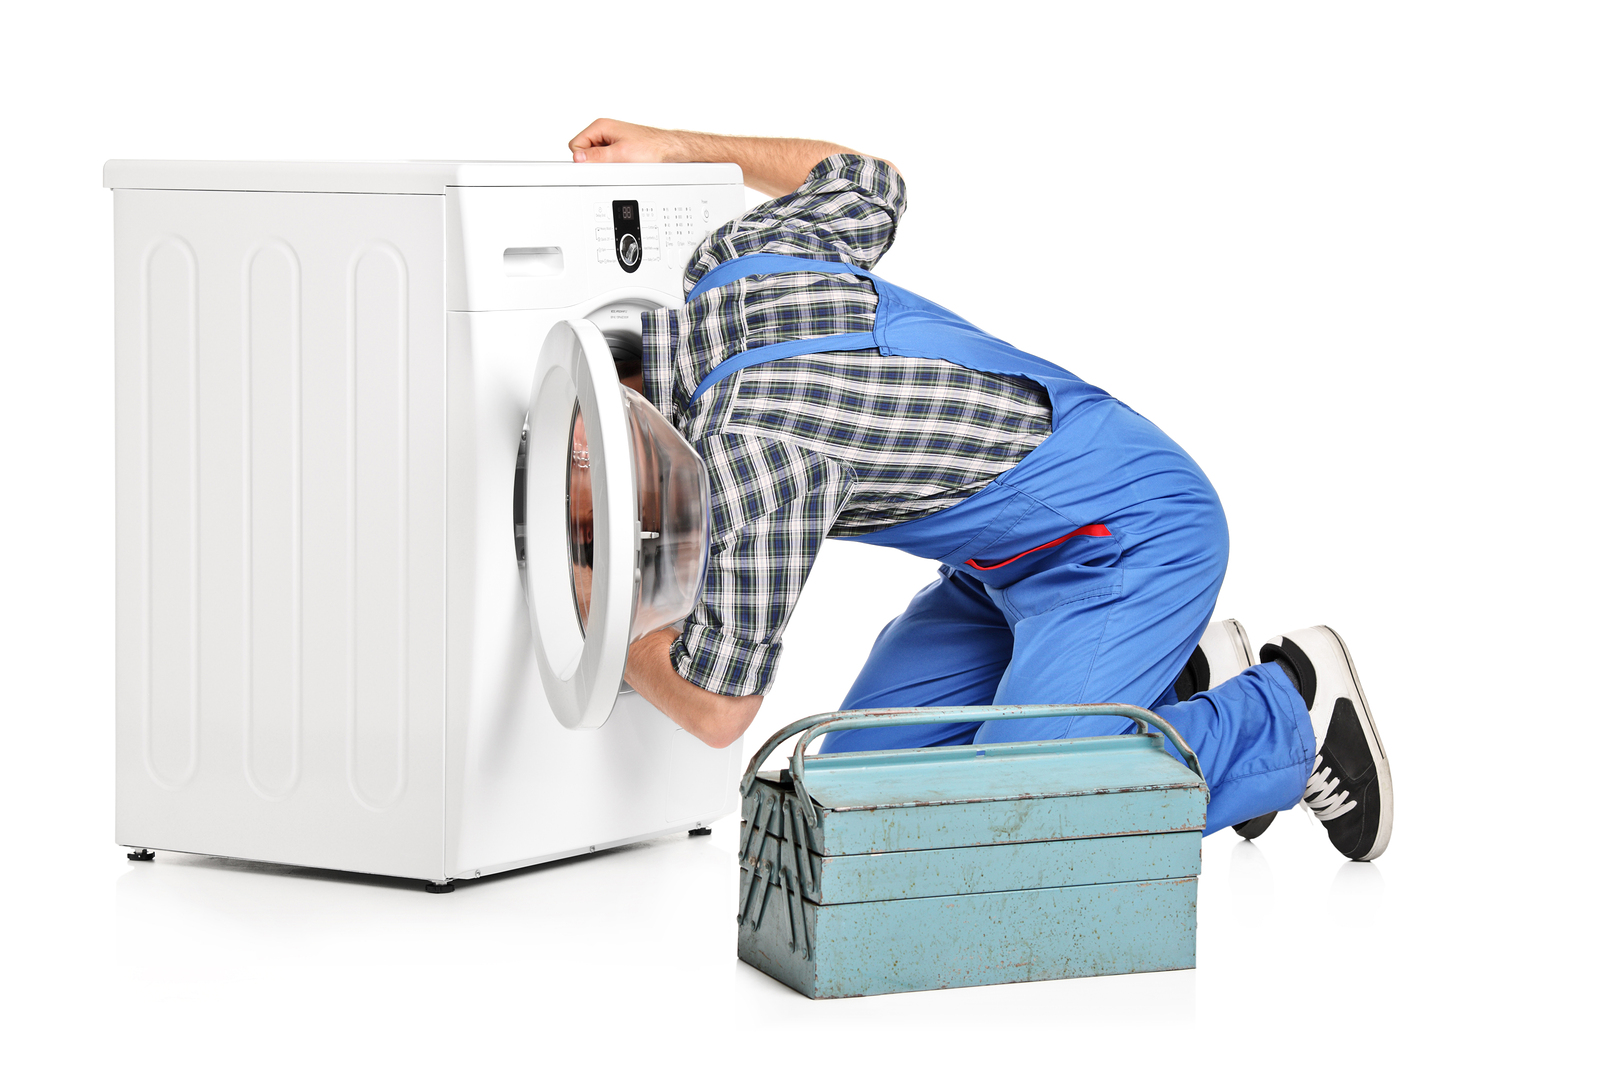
<box><xmin>596</xmin><ymin>227</ymin><xmax>611</xmax><ymax>241</ymax></box>
<box><xmin>618</xmin><ymin>232</ymin><xmax>640</xmax><ymax>267</ymax></box>
<box><xmin>597</xmin><ymin>248</ymin><xmax>615</xmax><ymax>263</ymax></box>
<box><xmin>612</xmin><ymin>198</ymin><xmax>643</xmax><ymax>275</ymax></box>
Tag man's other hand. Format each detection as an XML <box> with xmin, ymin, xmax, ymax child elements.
<box><xmin>566</xmin><ymin>119</ymin><xmax>866</xmax><ymax>198</ymax></box>
<box><xmin>569</xmin><ymin>118</ymin><xmax>682</xmax><ymax>163</ymax></box>
<box><xmin>623</xmin><ymin>627</ymin><xmax>762</xmax><ymax>749</ymax></box>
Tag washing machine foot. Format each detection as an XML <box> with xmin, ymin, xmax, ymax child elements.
<box><xmin>688</xmin><ymin>827</ymin><xmax>712</xmax><ymax>837</ymax></box>
<box><xmin>424</xmin><ymin>879</ymin><xmax>455</xmax><ymax>894</ymax></box>
<box><xmin>127</xmin><ymin>849</ymin><xmax>155</xmax><ymax>862</ymax></box>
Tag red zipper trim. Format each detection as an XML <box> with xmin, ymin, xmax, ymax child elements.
<box><xmin>965</xmin><ymin>524</ymin><xmax>1111</xmax><ymax>571</ymax></box>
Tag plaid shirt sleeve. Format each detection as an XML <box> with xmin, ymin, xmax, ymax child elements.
<box><xmin>665</xmin><ymin>155</ymin><xmax>904</xmax><ymax>696</ymax></box>
<box><xmin>682</xmin><ymin>153</ymin><xmax>907</xmax><ymax>294</ymax></box>
<box><xmin>671</xmin><ymin>436</ymin><xmax>854</xmax><ymax>696</ymax></box>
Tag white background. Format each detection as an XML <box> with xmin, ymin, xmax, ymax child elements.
<box><xmin>1</xmin><ymin>1</ymin><xmax>1594</xmax><ymax>1062</ymax></box>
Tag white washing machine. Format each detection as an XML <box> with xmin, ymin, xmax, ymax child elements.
<box><xmin>107</xmin><ymin>160</ymin><xmax>747</xmax><ymax>888</ymax></box>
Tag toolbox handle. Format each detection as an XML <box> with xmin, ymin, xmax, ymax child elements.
<box><xmin>740</xmin><ymin>703</ymin><xmax>1206</xmax><ymax>827</ymax></box>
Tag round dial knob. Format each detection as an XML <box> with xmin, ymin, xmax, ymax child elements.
<box><xmin>618</xmin><ymin>233</ymin><xmax>640</xmax><ymax>267</ymax></box>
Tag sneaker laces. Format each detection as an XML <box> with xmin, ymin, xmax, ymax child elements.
<box><xmin>1302</xmin><ymin>754</ymin><xmax>1357</xmax><ymax>821</ymax></box>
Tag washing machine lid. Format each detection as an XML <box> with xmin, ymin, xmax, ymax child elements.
<box><xmin>525</xmin><ymin>319</ymin><xmax>637</xmax><ymax>729</ymax></box>
<box><xmin>102</xmin><ymin>160</ymin><xmax>744</xmax><ymax>194</ymax></box>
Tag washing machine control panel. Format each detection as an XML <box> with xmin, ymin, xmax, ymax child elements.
<box><xmin>596</xmin><ymin>198</ymin><xmax>715</xmax><ymax>271</ymax></box>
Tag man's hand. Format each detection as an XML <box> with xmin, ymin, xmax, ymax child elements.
<box><xmin>568</xmin><ymin>118</ymin><xmax>685</xmax><ymax>164</ymax></box>
<box><xmin>568</xmin><ymin>118</ymin><xmax>889</xmax><ymax>199</ymax></box>
<box><xmin>623</xmin><ymin>628</ymin><xmax>763</xmax><ymax>749</ymax></box>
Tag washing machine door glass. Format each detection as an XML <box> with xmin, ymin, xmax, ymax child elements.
<box><xmin>525</xmin><ymin>318</ymin><xmax>711</xmax><ymax>729</ymax></box>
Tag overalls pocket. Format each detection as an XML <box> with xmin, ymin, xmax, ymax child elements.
<box><xmin>961</xmin><ymin>503</ymin><xmax>1125</xmax><ymax>619</ymax></box>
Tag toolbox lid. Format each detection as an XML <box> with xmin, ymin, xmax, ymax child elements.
<box><xmin>788</xmin><ymin>733</ymin><xmax>1204</xmax><ymax>813</ymax></box>
<box><xmin>102</xmin><ymin>160</ymin><xmax>744</xmax><ymax>194</ymax></box>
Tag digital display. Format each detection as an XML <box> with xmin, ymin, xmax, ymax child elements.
<box><xmin>618</xmin><ymin>203</ymin><xmax>634</xmax><ymax>221</ymax></box>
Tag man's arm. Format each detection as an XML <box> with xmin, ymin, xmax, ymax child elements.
<box><xmin>568</xmin><ymin>118</ymin><xmax>896</xmax><ymax>199</ymax></box>
<box><xmin>623</xmin><ymin>628</ymin><xmax>762</xmax><ymax>749</ymax></box>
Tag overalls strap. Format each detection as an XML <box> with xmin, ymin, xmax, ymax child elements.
<box><xmin>685</xmin><ymin>253</ymin><xmax>870</xmax><ymax>302</ymax></box>
<box><xmin>685</xmin><ymin>255</ymin><xmax>882</xmax><ymax>406</ymax></box>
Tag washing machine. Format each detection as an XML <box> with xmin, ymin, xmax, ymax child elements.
<box><xmin>106</xmin><ymin>160</ymin><xmax>747</xmax><ymax>888</ymax></box>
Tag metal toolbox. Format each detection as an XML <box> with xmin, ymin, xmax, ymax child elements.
<box><xmin>736</xmin><ymin>704</ymin><xmax>1208</xmax><ymax>998</ymax></box>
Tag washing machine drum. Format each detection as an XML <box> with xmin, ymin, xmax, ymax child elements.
<box><xmin>524</xmin><ymin>319</ymin><xmax>712</xmax><ymax>729</ymax></box>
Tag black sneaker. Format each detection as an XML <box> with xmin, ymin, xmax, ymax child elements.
<box><xmin>1170</xmin><ymin>620</ymin><xmax>1280</xmax><ymax>840</ymax></box>
<box><xmin>1260</xmin><ymin>626</ymin><xmax>1393</xmax><ymax>861</ymax></box>
<box><xmin>1231</xmin><ymin>812</ymin><xmax>1277</xmax><ymax>840</ymax></box>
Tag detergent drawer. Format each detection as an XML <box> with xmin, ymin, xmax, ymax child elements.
<box><xmin>736</xmin><ymin>718</ymin><xmax>1207</xmax><ymax>999</ymax></box>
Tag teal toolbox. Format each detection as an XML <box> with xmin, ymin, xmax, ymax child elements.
<box><xmin>737</xmin><ymin>704</ymin><xmax>1209</xmax><ymax>999</ymax></box>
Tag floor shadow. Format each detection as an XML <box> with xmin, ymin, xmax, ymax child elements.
<box><xmin>125</xmin><ymin>831</ymin><xmax>703</xmax><ymax>894</ymax></box>
<box><xmin>136</xmin><ymin>851</ymin><xmax>423</xmax><ymax>892</ymax></box>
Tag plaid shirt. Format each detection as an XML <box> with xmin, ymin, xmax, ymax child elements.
<box><xmin>641</xmin><ymin>155</ymin><xmax>1052</xmax><ymax>696</ymax></box>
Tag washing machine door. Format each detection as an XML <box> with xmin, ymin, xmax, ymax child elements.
<box><xmin>524</xmin><ymin>319</ymin><xmax>711</xmax><ymax>729</ymax></box>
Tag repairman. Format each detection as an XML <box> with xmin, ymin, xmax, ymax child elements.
<box><xmin>570</xmin><ymin>119</ymin><xmax>1393</xmax><ymax>861</ymax></box>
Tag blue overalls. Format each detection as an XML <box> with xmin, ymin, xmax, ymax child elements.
<box><xmin>685</xmin><ymin>254</ymin><xmax>1315</xmax><ymax>830</ymax></box>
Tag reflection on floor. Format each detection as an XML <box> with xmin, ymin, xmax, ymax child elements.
<box><xmin>16</xmin><ymin>791</ymin><xmax>1533</xmax><ymax>1061</ymax></box>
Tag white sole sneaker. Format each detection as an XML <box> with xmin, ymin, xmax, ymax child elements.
<box><xmin>1174</xmin><ymin>618</ymin><xmax>1256</xmax><ymax>699</ymax></box>
<box><xmin>1201</xmin><ymin>617</ymin><xmax>1256</xmax><ymax>684</ymax></box>
<box><xmin>1174</xmin><ymin>619</ymin><xmax>1279</xmax><ymax>841</ymax></box>
<box><xmin>1262</xmin><ymin>625</ymin><xmax>1393</xmax><ymax>861</ymax></box>
<box><xmin>1211</xmin><ymin>620</ymin><xmax>1279</xmax><ymax>840</ymax></box>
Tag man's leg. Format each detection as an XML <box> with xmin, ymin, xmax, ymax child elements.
<box><xmin>1147</xmin><ymin>665</ymin><xmax>1314</xmax><ymax>830</ymax></box>
<box><xmin>980</xmin><ymin>598</ymin><xmax>1316</xmax><ymax>831</ymax></box>
<box><xmin>819</xmin><ymin>567</ymin><xmax>1014</xmax><ymax>754</ymax></box>
<box><xmin>973</xmin><ymin>479</ymin><xmax>1314</xmax><ymax>832</ymax></box>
